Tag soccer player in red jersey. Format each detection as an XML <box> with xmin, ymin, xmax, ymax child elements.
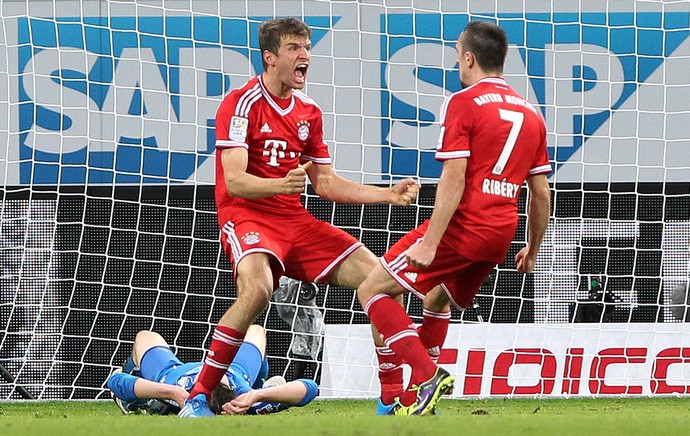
<box><xmin>179</xmin><ymin>17</ymin><xmax>423</xmax><ymax>417</ymax></box>
<box><xmin>358</xmin><ymin>20</ymin><xmax>552</xmax><ymax>415</ymax></box>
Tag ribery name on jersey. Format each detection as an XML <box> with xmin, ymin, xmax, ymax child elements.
<box><xmin>482</xmin><ymin>178</ymin><xmax>521</xmax><ymax>199</ymax></box>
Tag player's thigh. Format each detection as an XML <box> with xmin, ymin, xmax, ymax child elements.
<box><xmin>139</xmin><ymin>346</ymin><xmax>183</xmax><ymax>382</ymax></box>
<box><xmin>243</xmin><ymin>325</ymin><xmax>267</xmax><ymax>355</ymax></box>
<box><xmin>327</xmin><ymin>245</ymin><xmax>378</xmax><ymax>289</ymax></box>
<box><xmin>220</xmin><ymin>214</ymin><xmax>289</xmax><ymax>291</ymax></box>
<box><xmin>425</xmin><ymin>285</ymin><xmax>452</xmax><ymax>313</ymax></box>
<box><xmin>132</xmin><ymin>331</ymin><xmax>169</xmax><ymax>367</ymax></box>
<box><xmin>235</xmin><ymin>253</ymin><xmax>276</xmax><ymax>298</ymax></box>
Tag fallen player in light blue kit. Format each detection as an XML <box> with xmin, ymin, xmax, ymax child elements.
<box><xmin>107</xmin><ymin>325</ymin><xmax>318</xmax><ymax>416</ymax></box>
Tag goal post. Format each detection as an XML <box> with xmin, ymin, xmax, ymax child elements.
<box><xmin>1</xmin><ymin>0</ymin><xmax>689</xmax><ymax>400</ymax></box>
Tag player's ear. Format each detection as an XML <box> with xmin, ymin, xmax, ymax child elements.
<box><xmin>465</xmin><ymin>51</ymin><xmax>475</xmax><ymax>68</ymax></box>
<box><xmin>263</xmin><ymin>49</ymin><xmax>276</xmax><ymax>68</ymax></box>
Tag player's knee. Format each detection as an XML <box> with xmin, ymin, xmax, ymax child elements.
<box><xmin>134</xmin><ymin>330</ymin><xmax>155</xmax><ymax>344</ymax></box>
<box><xmin>246</xmin><ymin>324</ymin><xmax>266</xmax><ymax>337</ymax></box>
<box><xmin>356</xmin><ymin>280</ymin><xmax>376</xmax><ymax>306</ymax></box>
<box><xmin>107</xmin><ymin>371</ymin><xmax>138</xmax><ymax>401</ymax></box>
<box><xmin>253</xmin><ymin>285</ymin><xmax>273</xmax><ymax>308</ymax></box>
<box><xmin>296</xmin><ymin>379</ymin><xmax>319</xmax><ymax>407</ymax></box>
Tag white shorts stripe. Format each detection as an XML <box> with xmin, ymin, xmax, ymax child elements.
<box><xmin>222</xmin><ymin>222</ymin><xmax>242</xmax><ymax>262</ymax></box>
<box><xmin>440</xmin><ymin>283</ymin><xmax>465</xmax><ymax>310</ymax></box>
<box><xmin>379</xmin><ymin>257</ymin><xmax>426</xmax><ymax>301</ymax></box>
<box><xmin>314</xmin><ymin>242</ymin><xmax>364</xmax><ymax>283</ymax></box>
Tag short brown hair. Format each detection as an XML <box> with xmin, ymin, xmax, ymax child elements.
<box><xmin>461</xmin><ymin>21</ymin><xmax>508</xmax><ymax>74</ymax></box>
<box><xmin>207</xmin><ymin>382</ymin><xmax>236</xmax><ymax>414</ymax></box>
<box><xmin>258</xmin><ymin>17</ymin><xmax>312</xmax><ymax>70</ymax></box>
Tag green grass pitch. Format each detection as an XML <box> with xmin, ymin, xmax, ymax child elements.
<box><xmin>1</xmin><ymin>398</ymin><xmax>689</xmax><ymax>435</ymax></box>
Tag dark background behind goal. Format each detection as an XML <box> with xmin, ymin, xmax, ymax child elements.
<box><xmin>0</xmin><ymin>182</ymin><xmax>688</xmax><ymax>399</ymax></box>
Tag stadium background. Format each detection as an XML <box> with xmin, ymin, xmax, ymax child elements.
<box><xmin>1</xmin><ymin>0</ymin><xmax>689</xmax><ymax>399</ymax></box>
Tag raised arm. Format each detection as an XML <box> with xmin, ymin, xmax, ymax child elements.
<box><xmin>220</xmin><ymin>147</ymin><xmax>312</xmax><ymax>199</ymax></box>
<box><xmin>515</xmin><ymin>173</ymin><xmax>551</xmax><ymax>273</ymax></box>
<box><xmin>305</xmin><ymin>161</ymin><xmax>419</xmax><ymax>206</ymax></box>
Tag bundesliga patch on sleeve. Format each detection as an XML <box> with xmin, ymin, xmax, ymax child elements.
<box><xmin>229</xmin><ymin>116</ymin><xmax>249</xmax><ymax>142</ymax></box>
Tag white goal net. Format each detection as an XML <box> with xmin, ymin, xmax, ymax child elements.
<box><xmin>1</xmin><ymin>0</ymin><xmax>689</xmax><ymax>400</ymax></box>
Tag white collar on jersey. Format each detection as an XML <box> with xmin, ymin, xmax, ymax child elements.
<box><xmin>474</xmin><ymin>76</ymin><xmax>508</xmax><ymax>87</ymax></box>
<box><xmin>258</xmin><ymin>74</ymin><xmax>296</xmax><ymax>116</ymax></box>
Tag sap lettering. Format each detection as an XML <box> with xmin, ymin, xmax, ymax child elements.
<box><xmin>385</xmin><ymin>42</ymin><xmax>454</xmax><ymax>150</ymax></box>
<box><xmin>445</xmin><ymin>346</ymin><xmax>690</xmax><ymax>395</ymax></box>
<box><xmin>22</xmin><ymin>46</ymin><xmax>256</xmax><ymax>155</ymax></box>
<box><xmin>544</xmin><ymin>43</ymin><xmax>625</xmax><ymax>153</ymax></box>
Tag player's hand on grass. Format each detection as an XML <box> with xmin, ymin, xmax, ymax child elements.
<box><xmin>221</xmin><ymin>389</ymin><xmax>259</xmax><ymax>415</ymax></box>
<box><xmin>389</xmin><ymin>178</ymin><xmax>420</xmax><ymax>206</ymax></box>
<box><xmin>280</xmin><ymin>161</ymin><xmax>312</xmax><ymax>195</ymax></box>
<box><xmin>405</xmin><ymin>238</ymin><xmax>436</xmax><ymax>269</ymax></box>
<box><xmin>515</xmin><ymin>246</ymin><xmax>536</xmax><ymax>273</ymax></box>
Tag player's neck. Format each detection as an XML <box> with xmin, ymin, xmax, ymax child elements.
<box><xmin>468</xmin><ymin>71</ymin><xmax>503</xmax><ymax>87</ymax></box>
<box><xmin>261</xmin><ymin>73</ymin><xmax>293</xmax><ymax>100</ymax></box>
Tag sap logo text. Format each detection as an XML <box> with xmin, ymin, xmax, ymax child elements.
<box><xmin>17</xmin><ymin>16</ymin><xmax>333</xmax><ymax>184</ymax></box>
<box><xmin>382</xmin><ymin>13</ymin><xmax>690</xmax><ymax>179</ymax></box>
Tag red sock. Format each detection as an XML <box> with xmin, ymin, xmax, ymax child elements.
<box><xmin>188</xmin><ymin>325</ymin><xmax>245</xmax><ymax>399</ymax></box>
<box><xmin>417</xmin><ymin>308</ymin><xmax>451</xmax><ymax>363</ymax></box>
<box><xmin>365</xmin><ymin>295</ymin><xmax>436</xmax><ymax>387</ymax></box>
<box><xmin>400</xmin><ymin>309</ymin><xmax>450</xmax><ymax>405</ymax></box>
<box><xmin>375</xmin><ymin>345</ymin><xmax>404</xmax><ymax>404</ymax></box>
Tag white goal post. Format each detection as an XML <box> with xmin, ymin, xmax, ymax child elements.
<box><xmin>1</xmin><ymin>0</ymin><xmax>689</xmax><ymax>400</ymax></box>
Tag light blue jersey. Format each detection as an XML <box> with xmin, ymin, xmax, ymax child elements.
<box><xmin>108</xmin><ymin>340</ymin><xmax>318</xmax><ymax>416</ymax></box>
<box><xmin>141</xmin><ymin>341</ymin><xmax>267</xmax><ymax>396</ymax></box>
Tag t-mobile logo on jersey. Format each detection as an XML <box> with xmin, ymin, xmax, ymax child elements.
<box><xmin>263</xmin><ymin>140</ymin><xmax>288</xmax><ymax>167</ymax></box>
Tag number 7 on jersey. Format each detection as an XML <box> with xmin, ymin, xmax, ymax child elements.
<box><xmin>492</xmin><ymin>109</ymin><xmax>524</xmax><ymax>176</ymax></box>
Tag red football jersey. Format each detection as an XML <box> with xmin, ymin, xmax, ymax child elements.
<box><xmin>214</xmin><ymin>75</ymin><xmax>332</xmax><ymax>216</ymax></box>
<box><xmin>436</xmin><ymin>77</ymin><xmax>551</xmax><ymax>263</ymax></box>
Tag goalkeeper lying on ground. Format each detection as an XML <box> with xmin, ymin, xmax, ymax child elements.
<box><xmin>107</xmin><ymin>325</ymin><xmax>318</xmax><ymax>416</ymax></box>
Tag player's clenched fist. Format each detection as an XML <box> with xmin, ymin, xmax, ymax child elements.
<box><xmin>390</xmin><ymin>177</ymin><xmax>420</xmax><ymax>206</ymax></box>
<box><xmin>280</xmin><ymin>161</ymin><xmax>312</xmax><ymax>194</ymax></box>
<box><xmin>515</xmin><ymin>246</ymin><xmax>537</xmax><ymax>273</ymax></box>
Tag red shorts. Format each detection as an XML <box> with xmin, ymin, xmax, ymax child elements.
<box><xmin>382</xmin><ymin>223</ymin><xmax>495</xmax><ymax>309</ymax></box>
<box><xmin>219</xmin><ymin>207</ymin><xmax>363</xmax><ymax>289</ymax></box>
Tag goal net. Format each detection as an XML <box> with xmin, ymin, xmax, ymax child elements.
<box><xmin>1</xmin><ymin>0</ymin><xmax>689</xmax><ymax>400</ymax></box>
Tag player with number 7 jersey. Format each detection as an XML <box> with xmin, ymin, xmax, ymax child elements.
<box><xmin>358</xmin><ymin>21</ymin><xmax>552</xmax><ymax>416</ymax></box>
<box><xmin>433</xmin><ymin>75</ymin><xmax>551</xmax><ymax>265</ymax></box>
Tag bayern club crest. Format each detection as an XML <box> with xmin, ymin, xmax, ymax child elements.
<box><xmin>297</xmin><ymin>120</ymin><xmax>310</xmax><ymax>141</ymax></box>
<box><xmin>242</xmin><ymin>231</ymin><xmax>261</xmax><ymax>245</ymax></box>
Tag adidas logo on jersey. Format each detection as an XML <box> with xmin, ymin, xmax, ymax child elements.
<box><xmin>404</xmin><ymin>272</ymin><xmax>418</xmax><ymax>283</ymax></box>
<box><xmin>260</xmin><ymin>122</ymin><xmax>272</xmax><ymax>133</ymax></box>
